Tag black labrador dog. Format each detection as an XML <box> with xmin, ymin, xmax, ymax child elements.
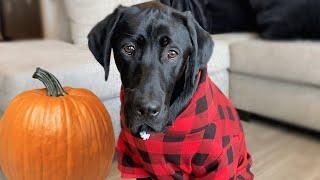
<box><xmin>88</xmin><ymin>1</ymin><xmax>212</xmax><ymax>135</ymax></box>
<box><xmin>88</xmin><ymin>2</ymin><xmax>253</xmax><ymax>179</ymax></box>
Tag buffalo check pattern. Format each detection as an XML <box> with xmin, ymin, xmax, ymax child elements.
<box><xmin>117</xmin><ymin>70</ymin><xmax>253</xmax><ymax>180</ymax></box>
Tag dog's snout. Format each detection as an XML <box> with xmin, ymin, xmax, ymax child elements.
<box><xmin>136</xmin><ymin>100</ymin><xmax>161</xmax><ymax>117</ymax></box>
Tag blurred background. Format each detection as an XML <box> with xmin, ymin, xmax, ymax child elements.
<box><xmin>0</xmin><ymin>0</ymin><xmax>42</xmax><ymax>39</ymax></box>
<box><xmin>0</xmin><ymin>0</ymin><xmax>319</xmax><ymax>179</ymax></box>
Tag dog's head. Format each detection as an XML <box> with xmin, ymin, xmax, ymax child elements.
<box><xmin>88</xmin><ymin>1</ymin><xmax>213</xmax><ymax>134</ymax></box>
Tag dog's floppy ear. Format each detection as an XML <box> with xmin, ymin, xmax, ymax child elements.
<box><xmin>184</xmin><ymin>11</ymin><xmax>213</xmax><ymax>85</ymax></box>
<box><xmin>168</xmin><ymin>11</ymin><xmax>213</xmax><ymax>123</ymax></box>
<box><xmin>87</xmin><ymin>6</ymin><xmax>125</xmax><ymax>81</ymax></box>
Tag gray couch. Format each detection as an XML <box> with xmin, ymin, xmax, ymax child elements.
<box><xmin>230</xmin><ymin>40</ymin><xmax>320</xmax><ymax>131</ymax></box>
<box><xmin>1</xmin><ymin>1</ymin><xmax>320</xmax><ymax>137</ymax></box>
<box><xmin>1</xmin><ymin>2</ymin><xmax>320</xmax><ymax>179</ymax></box>
<box><xmin>39</xmin><ymin>0</ymin><xmax>320</xmax><ymax>131</ymax></box>
<box><xmin>0</xmin><ymin>33</ymin><xmax>237</xmax><ymax>140</ymax></box>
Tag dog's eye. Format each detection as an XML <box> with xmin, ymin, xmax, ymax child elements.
<box><xmin>123</xmin><ymin>45</ymin><xmax>135</xmax><ymax>55</ymax></box>
<box><xmin>168</xmin><ymin>50</ymin><xmax>178</xmax><ymax>59</ymax></box>
<box><xmin>160</xmin><ymin>37</ymin><xmax>170</xmax><ymax>47</ymax></box>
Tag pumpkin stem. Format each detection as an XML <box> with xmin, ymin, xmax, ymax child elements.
<box><xmin>32</xmin><ymin>68</ymin><xmax>67</xmax><ymax>97</ymax></box>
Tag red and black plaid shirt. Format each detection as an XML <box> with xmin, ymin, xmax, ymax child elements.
<box><xmin>117</xmin><ymin>71</ymin><xmax>253</xmax><ymax>180</ymax></box>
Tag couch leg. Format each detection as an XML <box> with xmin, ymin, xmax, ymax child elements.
<box><xmin>237</xmin><ymin>109</ymin><xmax>251</xmax><ymax>122</ymax></box>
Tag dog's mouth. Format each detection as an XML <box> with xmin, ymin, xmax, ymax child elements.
<box><xmin>137</xmin><ymin>124</ymin><xmax>152</xmax><ymax>135</ymax></box>
<box><xmin>131</xmin><ymin>124</ymin><xmax>152</xmax><ymax>134</ymax></box>
<box><xmin>130</xmin><ymin>120</ymin><xmax>166</xmax><ymax>135</ymax></box>
<box><xmin>127</xmin><ymin>109</ymin><xmax>169</xmax><ymax>137</ymax></box>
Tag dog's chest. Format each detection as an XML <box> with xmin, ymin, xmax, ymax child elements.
<box><xmin>118</xmin><ymin>75</ymin><xmax>243</xmax><ymax>165</ymax></box>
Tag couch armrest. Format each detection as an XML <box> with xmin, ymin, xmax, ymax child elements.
<box><xmin>40</xmin><ymin>0</ymin><xmax>71</xmax><ymax>42</ymax></box>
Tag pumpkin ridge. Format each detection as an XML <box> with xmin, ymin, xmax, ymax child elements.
<box><xmin>66</xmin><ymin>96</ymin><xmax>87</xmax><ymax>178</ymax></box>
<box><xmin>80</xmin><ymin>98</ymin><xmax>103</xmax><ymax>177</ymax></box>
<box><xmin>41</xmin><ymin>97</ymin><xmax>50</xmax><ymax>180</ymax></box>
<box><xmin>60</xmin><ymin>97</ymin><xmax>71</xmax><ymax>179</ymax></box>
<box><xmin>4</xmin><ymin>101</ymin><xmax>24</xmax><ymax>178</ymax></box>
<box><xmin>86</xmin><ymin>96</ymin><xmax>114</xmax><ymax>177</ymax></box>
<box><xmin>89</xmin><ymin>97</ymin><xmax>112</xmax><ymax>146</ymax></box>
<box><xmin>2</xmin><ymin>98</ymin><xmax>29</xmax><ymax>179</ymax></box>
<box><xmin>77</xmin><ymin>97</ymin><xmax>95</xmax><ymax>178</ymax></box>
<box><xmin>53</xmin><ymin>98</ymin><xmax>60</xmax><ymax>179</ymax></box>
<box><xmin>86</xmin><ymin>97</ymin><xmax>114</xmax><ymax>176</ymax></box>
<box><xmin>22</xmin><ymin>98</ymin><xmax>39</xmax><ymax>180</ymax></box>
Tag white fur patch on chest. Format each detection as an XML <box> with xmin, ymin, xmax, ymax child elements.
<box><xmin>140</xmin><ymin>131</ymin><xmax>151</xmax><ymax>140</ymax></box>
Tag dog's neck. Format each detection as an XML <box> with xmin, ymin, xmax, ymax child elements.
<box><xmin>167</xmin><ymin>69</ymin><xmax>204</xmax><ymax>124</ymax></box>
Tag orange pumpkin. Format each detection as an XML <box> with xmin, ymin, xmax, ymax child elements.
<box><xmin>0</xmin><ymin>68</ymin><xmax>115</xmax><ymax>180</ymax></box>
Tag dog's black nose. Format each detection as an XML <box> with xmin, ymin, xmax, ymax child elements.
<box><xmin>136</xmin><ymin>101</ymin><xmax>161</xmax><ymax>117</ymax></box>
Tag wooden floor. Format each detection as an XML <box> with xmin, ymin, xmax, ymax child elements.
<box><xmin>1</xmin><ymin>120</ymin><xmax>320</xmax><ymax>180</ymax></box>
<box><xmin>108</xmin><ymin>120</ymin><xmax>320</xmax><ymax>180</ymax></box>
<box><xmin>242</xmin><ymin>120</ymin><xmax>320</xmax><ymax>180</ymax></box>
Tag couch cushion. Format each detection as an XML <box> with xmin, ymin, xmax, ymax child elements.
<box><xmin>209</xmin><ymin>33</ymin><xmax>257</xmax><ymax>73</ymax></box>
<box><xmin>0</xmin><ymin>33</ymin><xmax>256</xmax><ymax>113</ymax></box>
<box><xmin>230</xmin><ymin>72</ymin><xmax>320</xmax><ymax>131</ymax></box>
<box><xmin>230</xmin><ymin>39</ymin><xmax>320</xmax><ymax>86</ymax></box>
<box><xmin>0</xmin><ymin>40</ymin><xmax>121</xmax><ymax>112</ymax></box>
<box><xmin>63</xmin><ymin>0</ymin><xmax>150</xmax><ymax>45</ymax></box>
<box><xmin>209</xmin><ymin>70</ymin><xmax>229</xmax><ymax>97</ymax></box>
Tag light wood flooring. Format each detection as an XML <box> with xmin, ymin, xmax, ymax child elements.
<box><xmin>1</xmin><ymin>119</ymin><xmax>320</xmax><ymax>180</ymax></box>
<box><xmin>108</xmin><ymin>119</ymin><xmax>320</xmax><ymax>180</ymax></box>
